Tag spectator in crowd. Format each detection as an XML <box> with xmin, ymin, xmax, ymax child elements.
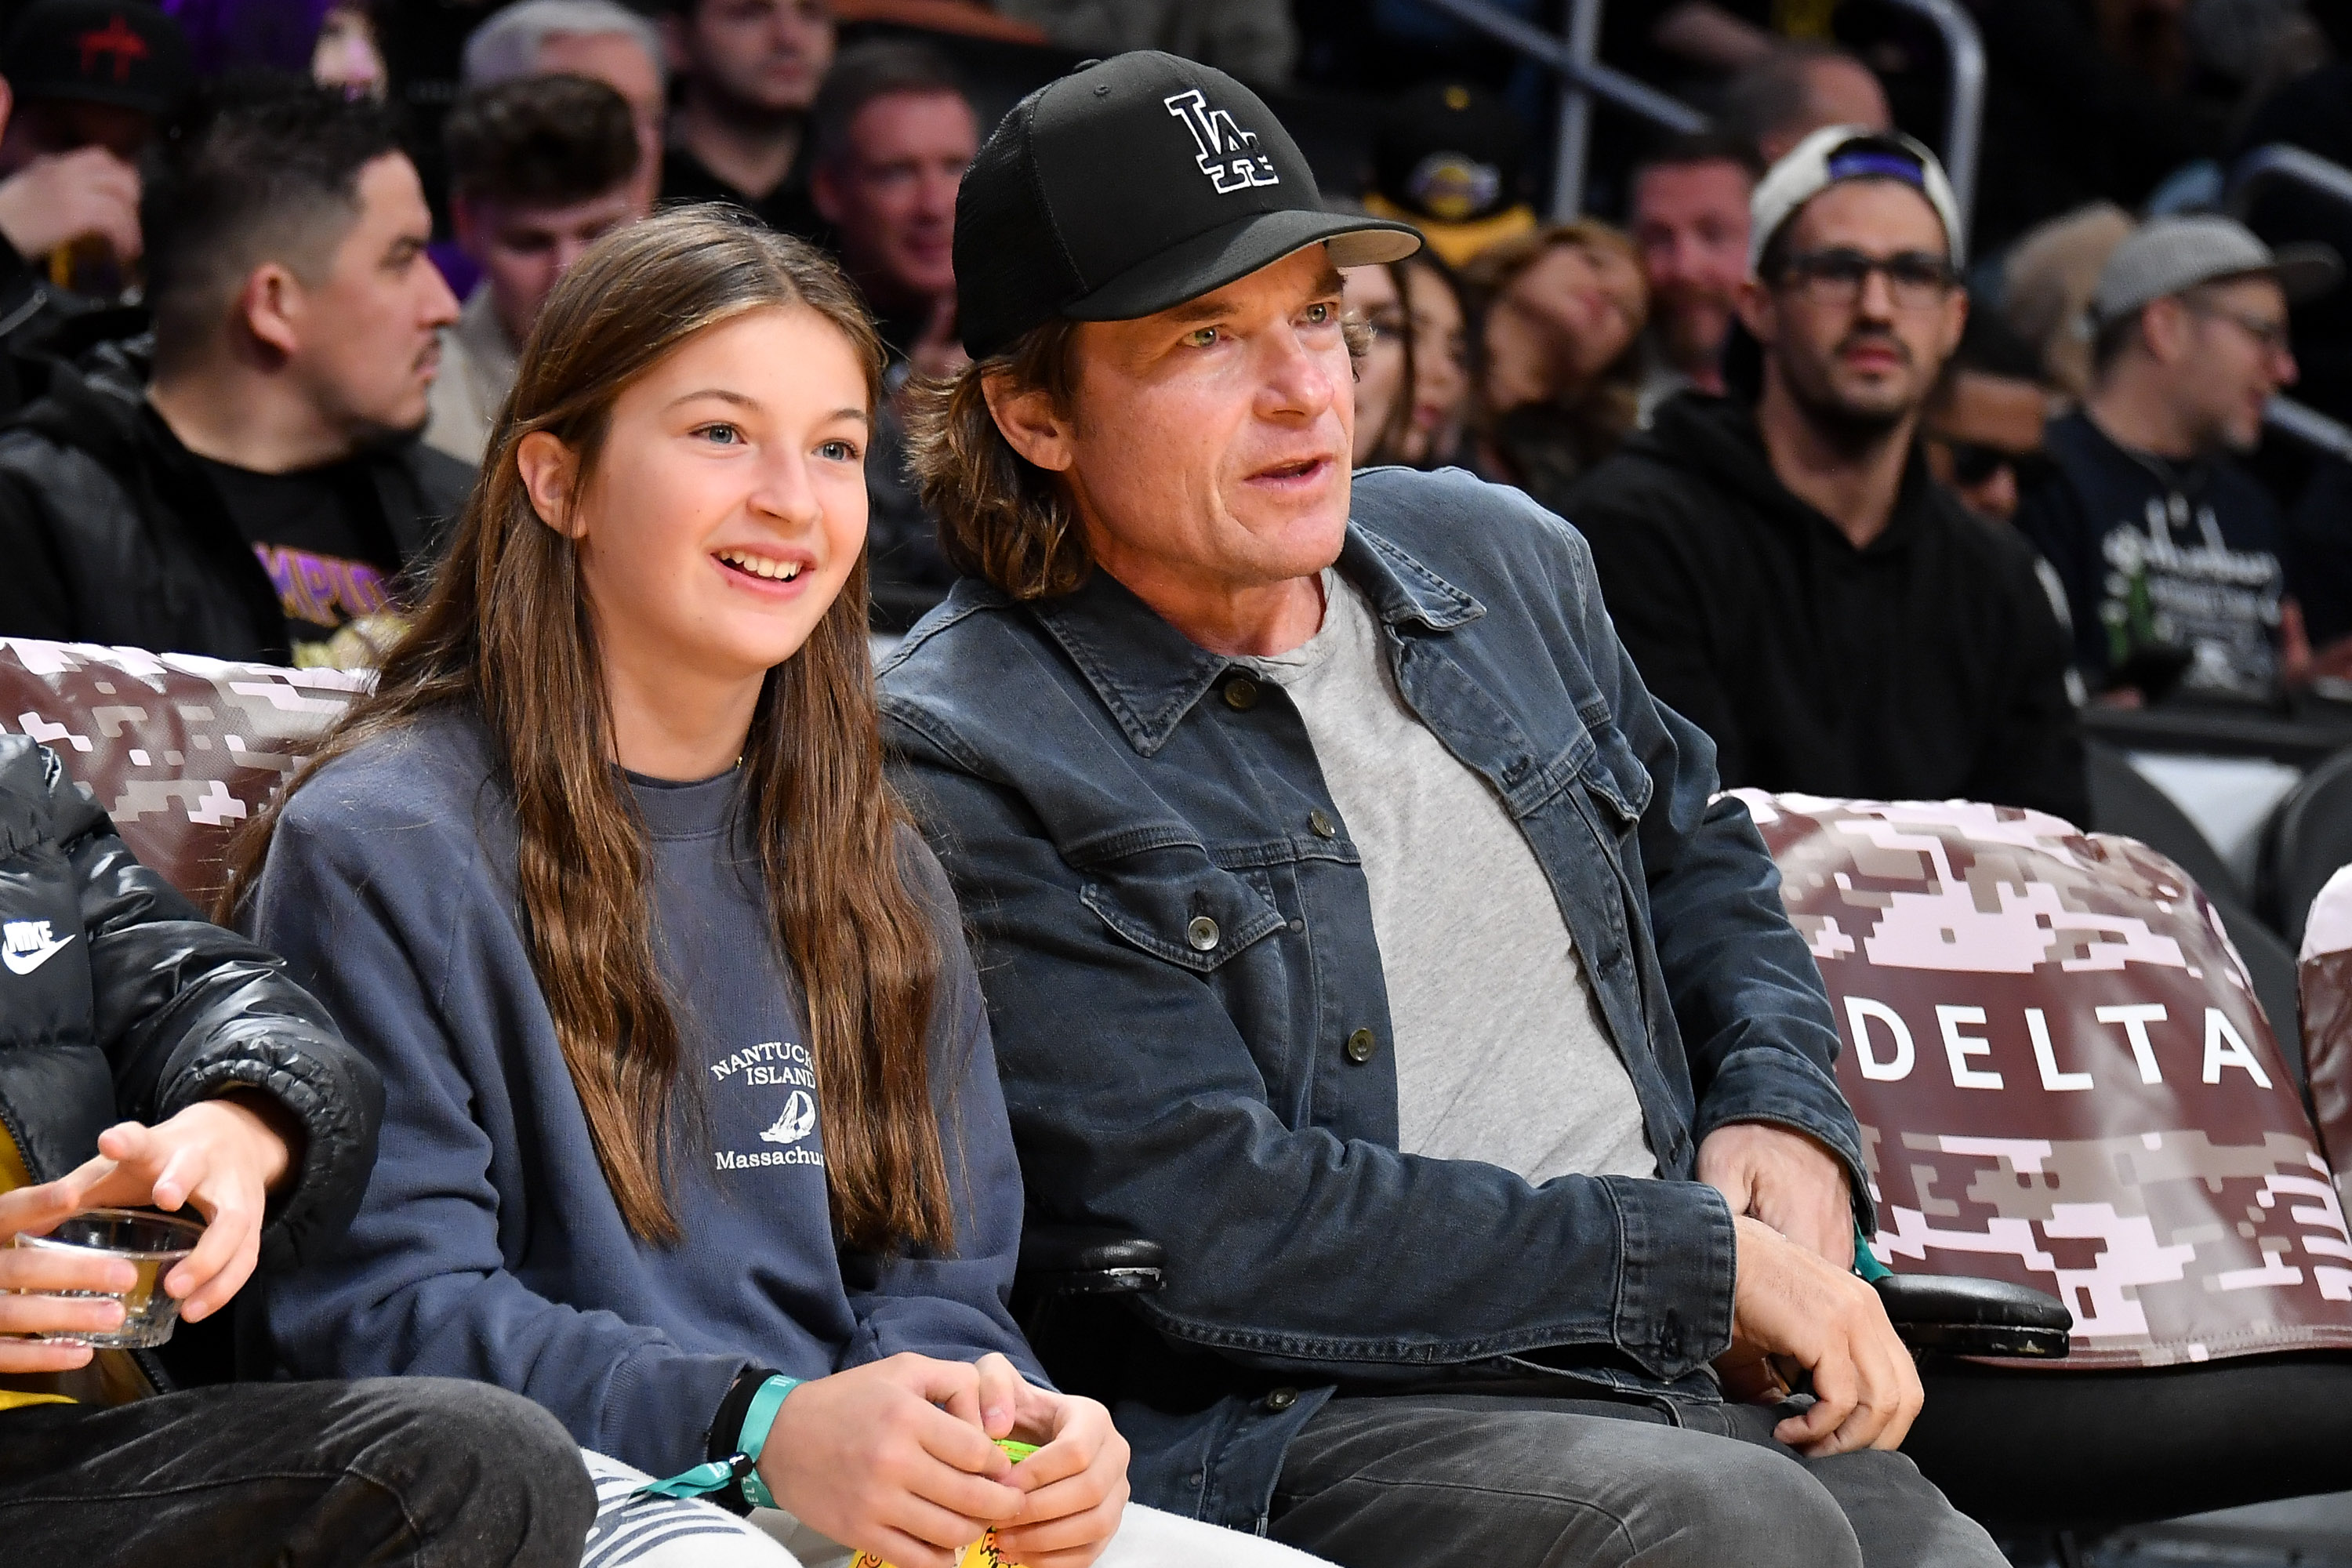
<box><xmin>0</xmin><ymin>734</ymin><xmax>595</xmax><ymax>1566</ymax></box>
<box><xmin>463</xmin><ymin>0</ymin><xmax>670</xmax><ymax>211</ymax></box>
<box><xmin>1568</xmin><ymin>128</ymin><xmax>2088</xmax><ymax>822</ymax></box>
<box><xmin>806</xmin><ymin>38</ymin><xmax>977</xmax><ymax>621</ymax></box>
<box><xmin>1628</xmin><ymin>130</ymin><xmax>1762</xmax><ymax>412</ymax></box>
<box><xmin>995</xmin><ymin>0</ymin><xmax>1296</xmax><ymax>85</ymax></box>
<box><xmin>1716</xmin><ymin>42</ymin><xmax>1890</xmax><ymax>165</ymax></box>
<box><xmin>0</xmin><ymin>0</ymin><xmax>190</xmax><ymax>333</ymax></box>
<box><xmin>1359</xmin><ymin>78</ymin><xmax>1536</xmax><ymax>270</ymax></box>
<box><xmin>425</xmin><ymin>73</ymin><xmax>645</xmax><ymax>466</ymax></box>
<box><xmin>2014</xmin><ymin>215</ymin><xmax>2348</xmax><ymax>706</ymax></box>
<box><xmin>1465</xmin><ymin>220</ymin><xmax>1648</xmax><ymax>516</ymax></box>
<box><xmin>310</xmin><ymin>3</ymin><xmax>387</xmax><ymax>99</ymax></box>
<box><xmin>0</xmin><ymin>84</ymin><xmax>467</xmax><ymax>667</ymax></box>
<box><xmin>172</xmin><ymin>0</ymin><xmax>387</xmax><ymax>99</ymax></box>
<box><xmin>891</xmin><ymin>53</ymin><xmax>2004</xmax><ymax>1566</ymax></box>
<box><xmin>1998</xmin><ymin>201</ymin><xmax>2135</xmax><ymax>401</ymax></box>
<box><xmin>239</xmin><ymin>206</ymin><xmax>1328</xmax><ymax>1568</ymax></box>
<box><xmin>1919</xmin><ymin>310</ymin><xmax>2055</xmax><ymax>528</ymax></box>
<box><xmin>660</xmin><ymin>0</ymin><xmax>834</xmax><ymax>241</ymax></box>
<box><xmin>1346</xmin><ymin>252</ymin><xmax>1472</xmax><ymax>469</ymax></box>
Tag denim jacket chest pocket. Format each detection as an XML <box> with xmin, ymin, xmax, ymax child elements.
<box><xmin>1076</xmin><ymin>845</ymin><xmax>1287</xmax><ymax>973</ymax></box>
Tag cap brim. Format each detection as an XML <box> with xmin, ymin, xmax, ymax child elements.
<box><xmin>1063</xmin><ymin>208</ymin><xmax>1423</xmax><ymax>324</ymax></box>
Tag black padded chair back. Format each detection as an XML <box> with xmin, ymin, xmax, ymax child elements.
<box><xmin>2259</xmin><ymin>745</ymin><xmax>2352</xmax><ymax>950</ymax></box>
<box><xmin>2085</xmin><ymin>741</ymin><xmax>2245</xmax><ymax>906</ymax></box>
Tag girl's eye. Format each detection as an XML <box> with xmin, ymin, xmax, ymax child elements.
<box><xmin>818</xmin><ymin>439</ymin><xmax>861</xmax><ymax>463</ymax></box>
<box><xmin>695</xmin><ymin>423</ymin><xmax>743</xmax><ymax>445</ymax></box>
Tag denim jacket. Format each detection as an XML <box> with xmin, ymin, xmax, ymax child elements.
<box><xmin>878</xmin><ymin>466</ymin><xmax>1867</xmax><ymax>1531</ymax></box>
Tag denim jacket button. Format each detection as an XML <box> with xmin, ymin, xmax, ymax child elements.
<box><xmin>1186</xmin><ymin>915</ymin><xmax>1221</xmax><ymax>951</ymax></box>
<box><xmin>1222</xmin><ymin>675</ymin><xmax>1260</xmax><ymax>711</ymax></box>
<box><xmin>1345</xmin><ymin>1028</ymin><xmax>1377</xmax><ymax>1064</ymax></box>
<box><xmin>1263</xmin><ymin>1386</ymin><xmax>1298</xmax><ymax>1411</ymax></box>
<box><xmin>1308</xmin><ymin>808</ymin><xmax>1337</xmax><ymax>838</ymax></box>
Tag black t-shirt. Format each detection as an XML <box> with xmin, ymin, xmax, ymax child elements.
<box><xmin>659</xmin><ymin>143</ymin><xmax>826</xmax><ymax>246</ymax></box>
<box><xmin>2013</xmin><ymin>411</ymin><xmax>2288</xmax><ymax>703</ymax></box>
<box><xmin>195</xmin><ymin>455</ymin><xmax>403</xmax><ymax>655</ymax></box>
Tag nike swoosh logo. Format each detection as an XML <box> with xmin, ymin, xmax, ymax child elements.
<box><xmin>3</xmin><ymin>934</ymin><xmax>73</xmax><ymax>975</ymax></box>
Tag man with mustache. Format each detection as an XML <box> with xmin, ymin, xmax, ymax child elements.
<box><xmin>1628</xmin><ymin>131</ymin><xmax>1761</xmax><ymax>413</ymax></box>
<box><xmin>0</xmin><ymin>82</ymin><xmax>466</xmax><ymax>667</ymax></box>
<box><xmin>1569</xmin><ymin>127</ymin><xmax>2087</xmax><ymax>824</ymax></box>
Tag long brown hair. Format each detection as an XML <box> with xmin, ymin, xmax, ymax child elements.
<box><xmin>220</xmin><ymin>207</ymin><xmax>955</xmax><ymax>1253</ymax></box>
<box><xmin>1463</xmin><ymin>220</ymin><xmax>1649</xmax><ymax>466</ymax></box>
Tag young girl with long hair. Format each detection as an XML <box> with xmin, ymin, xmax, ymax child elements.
<box><xmin>223</xmin><ymin>209</ymin><xmax>1324</xmax><ymax>1568</ymax></box>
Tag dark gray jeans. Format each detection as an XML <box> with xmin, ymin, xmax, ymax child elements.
<box><xmin>0</xmin><ymin>1376</ymin><xmax>596</xmax><ymax>1567</ymax></box>
<box><xmin>1268</xmin><ymin>1390</ymin><xmax>2005</xmax><ymax>1568</ymax></box>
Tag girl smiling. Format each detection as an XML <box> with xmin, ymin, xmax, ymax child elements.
<box><xmin>227</xmin><ymin>209</ymin><xmax>1315</xmax><ymax>1568</ymax></box>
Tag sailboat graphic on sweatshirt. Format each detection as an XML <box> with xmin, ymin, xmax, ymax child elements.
<box><xmin>760</xmin><ymin>1089</ymin><xmax>817</xmax><ymax>1147</ymax></box>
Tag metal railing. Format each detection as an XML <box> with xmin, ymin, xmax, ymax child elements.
<box><xmin>2223</xmin><ymin>143</ymin><xmax>2352</xmax><ymax>460</ymax></box>
<box><xmin>1409</xmin><ymin>0</ymin><xmax>1983</xmax><ymax>248</ymax></box>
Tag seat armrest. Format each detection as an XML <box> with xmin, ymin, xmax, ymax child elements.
<box><xmin>1016</xmin><ymin>1225</ymin><xmax>1166</xmax><ymax>1298</ymax></box>
<box><xmin>1875</xmin><ymin>1273</ymin><xmax>2073</xmax><ymax>1359</ymax></box>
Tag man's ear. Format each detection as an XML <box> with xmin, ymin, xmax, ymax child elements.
<box><xmin>235</xmin><ymin>263</ymin><xmax>307</xmax><ymax>359</ymax></box>
<box><xmin>515</xmin><ymin>430</ymin><xmax>585</xmax><ymax>537</ymax></box>
<box><xmin>1939</xmin><ymin>281</ymin><xmax>1969</xmax><ymax>363</ymax></box>
<box><xmin>982</xmin><ymin>371</ymin><xmax>1076</xmax><ymax>474</ymax></box>
<box><xmin>0</xmin><ymin>78</ymin><xmax>16</xmax><ymax>148</ymax></box>
<box><xmin>2140</xmin><ymin>296</ymin><xmax>2189</xmax><ymax>365</ymax></box>
<box><xmin>1733</xmin><ymin>275</ymin><xmax>1774</xmax><ymax>347</ymax></box>
<box><xmin>808</xmin><ymin>160</ymin><xmax>842</xmax><ymax>227</ymax></box>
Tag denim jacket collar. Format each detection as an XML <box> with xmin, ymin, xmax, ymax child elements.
<box><xmin>1028</xmin><ymin>518</ymin><xmax>1488</xmax><ymax>758</ymax></box>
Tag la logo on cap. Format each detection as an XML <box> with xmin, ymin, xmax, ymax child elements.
<box><xmin>1163</xmin><ymin>89</ymin><xmax>1279</xmax><ymax>195</ymax></box>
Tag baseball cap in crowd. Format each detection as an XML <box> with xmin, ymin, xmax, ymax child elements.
<box><xmin>1362</xmin><ymin>78</ymin><xmax>1537</xmax><ymax>269</ymax></box>
<box><xmin>1747</xmin><ymin>124</ymin><xmax>1965</xmax><ymax>275</ymax></box>
<box><xmin>2089</xmin><ymin>214</ymin><xmax>2340</xmax><ymax>330</ymax></box>
<box><xmin>953</xmin><ymin>51</ymin><xmax>1421</xmax><ymax>360</ymax></box>
<box><xmin>2</xmin><ymin>0</ymin><xmax>194</xmax><ymax>114</ymax></box>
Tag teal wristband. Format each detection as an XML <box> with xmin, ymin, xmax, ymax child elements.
<box><xmin>734</xmin><ymin>1374</ymin><xmax>799</xmax><ymax>1510</ymax></box>
<box><xmin>632</xmin><ymin>1374</ymin><xmax>801</xmax><ymax>1508</ymax></box>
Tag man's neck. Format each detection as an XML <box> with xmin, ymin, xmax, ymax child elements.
<box><xmin>1094</xmin><ymin>540</ymin><xmax>1328</xmax><ymax>659</ymax></box>
<box><xmin>1752</xmin><ymin>371</ymin><xmax>1915</xmax><ymax>550</ymax></box>
<box><xmin>148</xmin><ymin>365</ymin><xmax>358</xmax><ymax>474</ymax></box>
<box><xmin>2083</xmin><ymin>369</ymin><xmax>2201</xmax><ymax>463</ymax></box>
<box><xmin>673</xmin><ymin>89</ymin><xmax>802</xmax><ymax>201</ymax></box>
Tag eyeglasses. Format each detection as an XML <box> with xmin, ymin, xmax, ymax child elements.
<box><xmin>2187</xmin><ymin>302</ymin><xmax>2292</xmax><ymax>357</ymax></box>
<box><xmin>1776</xmin><ymin>248</ymin><xmax>1958</xmax><ymax>310</ymax></box>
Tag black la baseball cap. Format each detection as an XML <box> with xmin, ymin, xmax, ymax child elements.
<box><xmin>954</xmin><ymin>50</ymin><xmax>1421</xmax><ymax>359</ymax></box>
<box><xmin>2</xmin><ymin>0</ymin><xmax>194</xmax><ymax>116</ymax></box>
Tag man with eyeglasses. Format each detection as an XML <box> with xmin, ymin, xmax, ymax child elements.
<box><xmin>1569</xmin><ymin>128</ymin><xmax>2088</xmax><ymax>823</ymax></box>
<box><xmin>2013</xmin><ymin>216</ymin><xmax>2345</xmax><ymax>706</ymax></box>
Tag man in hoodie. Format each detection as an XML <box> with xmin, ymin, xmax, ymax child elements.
<box><xmin>1566</xmin><ymin>127</ymin><xmax>2087</xmax><ymax>824</ymax></box>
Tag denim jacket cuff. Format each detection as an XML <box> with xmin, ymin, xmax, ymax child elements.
<box><xmin>1693</xmin><ymin>1046</ymin><xmax>1875</xmax><ymax>1234</ymax></box>
<box><xmin>1601</xmin><ymin>1174</ymin><xmax>1736</xmax><ymax>1377</ymax></box>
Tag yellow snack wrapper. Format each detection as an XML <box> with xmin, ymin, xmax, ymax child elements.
<box><xmin>851</xmin><ymin>1440</ymin><xmax>1038</xmax><ymax>1568</ymax></box>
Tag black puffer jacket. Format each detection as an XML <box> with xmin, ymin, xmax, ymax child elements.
<box><xmin>0</xmin><ymin>337</ymin><xmax>470</xmax><ymax>662</ymax></box>
<box><xmin>0</xmin><ymin>735</ymin><xmax>381</xmax><ymax>1276</ymax></box>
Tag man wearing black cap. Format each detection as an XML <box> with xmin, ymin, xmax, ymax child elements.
<box><xmin>883</xmin><ymin>53</ymin><xmax>2004</xmax><ymax>1568</ymax></box>
<box><xmin>0</xmin><ymin>0</ymin><xmax>192</xmax><ymax>412</ymax></box>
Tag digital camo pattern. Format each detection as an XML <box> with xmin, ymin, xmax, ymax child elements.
<box><xmin>2300</xmin><ymin>869</ymin><xmax>2352</xmax><ymax>1192</ymax></box>
<box><xmin>0</xmin><ymin>640</ymin><xmax>363</xmax><ymax>898</ymax></box>
<box><xmin>1740</xmin><ymin>790</ymin><xmax>2352</xmax><ymax>1367</ymax></box>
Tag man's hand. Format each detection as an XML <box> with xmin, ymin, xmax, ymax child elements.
<box><xmin>0</xmin><ymin>146</ymin><xmax>141</xmax><ymax>264</ymax></box>
<box><xmin>971</xmin><ymin>1354</ymin><xmax>1128</xmax><ymax>1568</ymax></box>
<box><xmin>1720</xmin><ymin>1215</ymin><xmax>1922</xmax><ymax>1456</ymax></box>
<box><xmin>760</xmin><ymin>1352</ymin><xmax>1025</xmax><ymax>1568</ymax></box>
<box><xmin>1698</xmin><ymin>1122</ymin><xmax>1854</xmax><ymax>1269</ymax></box>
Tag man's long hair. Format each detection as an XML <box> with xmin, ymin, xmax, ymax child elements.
<box><xmin>220</xmin><ymin>208</ymin><xmax>956</xmax><ymax>1254</ymax></box>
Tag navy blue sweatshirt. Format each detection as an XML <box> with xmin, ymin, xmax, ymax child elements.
<box><xmin>249</xmin><ymin>708</ymin><xmax>1042</xmax><ymax>1478</ymax></box>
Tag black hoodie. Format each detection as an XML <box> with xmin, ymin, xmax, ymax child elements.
<box><xmin>1563</xmin><ymin>392</ymin><xmax>2088</xmax><ymax>824</ymax></box>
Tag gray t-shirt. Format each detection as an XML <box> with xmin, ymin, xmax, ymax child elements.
<box><xmin>1242</xmin><ymin>572</ymin><xmax>1656</xmax><ymax>1184</ymax></box>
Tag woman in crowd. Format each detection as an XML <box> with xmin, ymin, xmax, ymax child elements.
<box><xmin>1346</xmin><ymin>252</ymin><xmax>1475</xmax><ymax>470</ymax></box>
<box><xmin>223</xmin><ymin>209</ymin><xmax>1323</xmax><ymax>1568</ymax></box>
<box><xmin>1463</xmin><ymin>221</ymin><xmax>1649</xmax><ymax>516</ymax></box>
